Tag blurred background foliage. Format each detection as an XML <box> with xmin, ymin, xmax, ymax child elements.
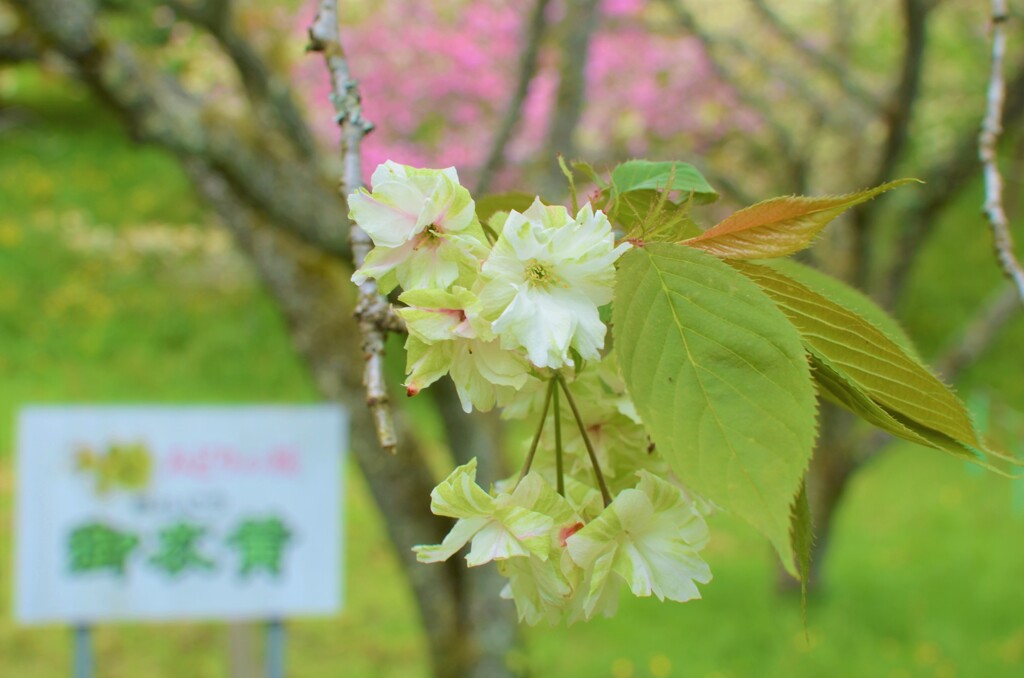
<box><xmin>2</xmin><ymin>0</ymin><xmax>1024</xmax><ymax>676</ymax></box>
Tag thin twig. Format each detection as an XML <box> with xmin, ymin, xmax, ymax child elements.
<box><xmin>980</xmin><ymin>2</ymin><xmax>1024</xmax><ymax>305</ymax></box>
<box><xmin>556</xmin><ymin>374</ymin><xmax>612</xmax><ymax>506</ymax></box>
<box><xmin>667</xmin><ymin>1</ymin><xmax>839</xmax><ymax>127</ymax></box>
<box><xmin>664</xmin><ymin>0</ymin><xmax>808</xmax><ymax>193</ymax></box>
<box><xmin>476</xmin><ymin>0</ymin><xmax>551</xmax><ymax>194</ymax></box>
<box><xmin>934</xmin><ymin>284</ymin><xmax>1020</xmax><ymax>379</ymax></box>
<box><xmin>308</xmin><ymin>0</ymin><xmax>400</xmax><ymax>453</ymax></box>
<box><xmin>745</xmin><ymin>0</ymin><xmax>882</xmax><ymax>112</ymax></box>
<box><xmin>881</xmin><ymin>54</ymin><xmax>1024</xmax><ymax>308</ymax></box>
<box><xmin>171</xmin><ymin>0</ymin><xmax>318</xmax><ymax>158</ymax></box>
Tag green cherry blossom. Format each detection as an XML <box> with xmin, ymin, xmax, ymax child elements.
<box><xmin>499</xmin><ymin>556</ymin><xmax>574</xmax><ymax>626</ymax></box>
<box><xmin>497</xmin><ymin>474</ymin><xmax>589</xmax><ymax>625</ymax></box>
<box><xmin>398</xmin><ymin>287</ymin><xmax>533</xmax><ymax>412</ymax></box>
<box><xmin>350</xmin><ymin>161</ymin><xmax>722</xmax><ymax>626</ymax></box>
<box><xmin>478</xmin><ymin>199</ymin><xmax>630</xmax><ymax>369</ymax></box>
<box><xmin>349</xmin><ymin>162</ymin><xmax>487</xmax><ymax>293</ymax></box>
<box><xmin>413</xmin><ymin>459</ymin><xmax>556</xmax><ymax>567</ymax></box>
<box><xmin>566</xmin><ymin>471</ymin><xmax>712</xmax><ymax>615</ymax></box>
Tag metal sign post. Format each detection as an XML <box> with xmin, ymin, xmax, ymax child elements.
<box><xmin>266</xmin><ymin>618</ymin><xmax>285</xmax><ymax>678</ymax></box>
<box><xmin>72</xmin><ymin>624</ymin><xmax>92</xmax><ymax>678</ymax></box>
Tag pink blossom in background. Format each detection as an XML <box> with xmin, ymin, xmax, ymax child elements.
<box><xmin>294</xmin><ymin>0</ymin><xmax>756</xmax><ymax>189</ymax></box>
<box><xmin>602</xmin><ymin>0</ymin><xmax>646</xmax><ymax>17</ymax></box>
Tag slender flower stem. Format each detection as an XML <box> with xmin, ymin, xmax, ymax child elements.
<box><xmin>556</xmin><ymin>373</ymin><xmax>612</xmax><ymax>506</ymax></box>
<box><xmin>517</xmin><ymin>379</ymin><xmax>556</xmax><ymax>485</ymax></box>
<box><xmin>480</xmin><ymin>221</ymin><xmax>499</xmax><ymax>245</ymax></box>
<box><xmin>553</xmin><ymin>385</ymin><xmax>565</xmax><ymax>496</ymax></box>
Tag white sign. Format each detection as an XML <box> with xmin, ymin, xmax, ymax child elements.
<box><xmin>15</xmin><ymin>406</ymin><xmax>345</xmax><ymax>624</ymax></box>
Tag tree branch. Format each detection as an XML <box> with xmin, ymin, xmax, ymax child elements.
<box><xmin>476</xmin><ymin>0</ymin><xmax>550</xmax><ymax>195</ymax></box>
<box><xmin>12</xmin><ymin>0</ymin><xmax>350</xmax><ymax>257</ymax></box>
<box><xmin>181</xmin><ymin>157</ymin><xmax>466</xmax><ymax>678</ymax></box>
<box><xmin>307</xmin><ymin>0</ymin><xmax>396</xmax><ymax>454</ymax></box>
<box><xmin>699</xmin><ymin>165</ymin><xmax>758</xmax><ymax>209</ymax></box>
<box><xmin>669</xmin><ymin>2</ymin><xmax>843</xmax><ymax>130</ymax></box>
<box><xmin>881</xmin><ymin>54</ymin><xmax>1024</xmax><ymax>307</ymax></box>
<box><xmin>0</xmin><ymin>32</ymin><xmax>40</xmax><ymax>64</ymax></box>
<box><xmin>15</xmin><ymin>0</ymin><xmax>487</xmax><ymax>673</ymax></box>
<box><xmin>664</xmin><ymin>0</ymin><xmax>809</xmax><ymax>194</ymax></box>
<box><xmin>934</xmin><ymin>284</ymin><xmax>1020</xmax><ymax>379</ymax></box>
<box><xmin>979</xmin><ymin>2</ymin><xmax>1024</xmax><ymax>305</ymax></box>
<box><xmin>307</xmin><ymin>13</ymin><xmax>524</xmax><ymax>671</ymax></box>
<box><xmin>745</xmin><ymin>0</ymin><xmax>883</xmax><ymax>112</ymax></box>
<box><xmin>170</xmin><ymin>0</ymin><xmax>318</xmax><ymax>159</ymax></box>
<box><xmin>850</xmin><ymin>0</ymin><xmax>929</xmax><ymax>289</ymax></box>
<box><xmin>542</xmin><ymin>0</ymin><xmax>600</xmax><ymax>194</ymax></box>
<box><xmin>875</xmin><ymin>0</ymin><xmax>930</xmax><ymax>189</ymax></box>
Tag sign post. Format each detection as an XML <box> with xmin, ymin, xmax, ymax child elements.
<box><xmin>15</xmin><ymin>405</ymin><xmax>346</xmax><ymax>675</ymax></box>
<box><xmin>73</xmin><ymin>624</ymin><xmax>92</xmax><ymax>678</ymax></box>
<box><xmin>267</xmin><ymin>619</ymin><xmax>285</xmax><ymax>678</ymax></box>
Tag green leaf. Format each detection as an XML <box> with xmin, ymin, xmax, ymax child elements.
<box><xmin>733</xmin><ymin>262</ymin><xmax>988</xmax><ymax>458</ymax></box>
<box><xmin>613</xmin><ymin>244</ymin><xmax>817</xmax><ymax>575</ymax></box>
<box><xmin>610</xmin><ymin>190</ymin><xmax>703</xmax><ymax>242</ymax></box>
<box><xmin>571</xmin><ymin>160</ymin><xmax>607</xmax><ymax>189</ymax></box>
<box><xmin>789</xmin><ymin>480</ymin><xmax>812</xmax><ymax>617</ymax></box>
<box><xmin>610</xmin><ymin>160</ymin><xmax>718</xmax><ymax>204</ymax></box>
<box><xmin>558</xmin><ymin>156</ymin><xmax>579</xmax><ymax>211</ymax></box>
<box><xmin>682</xmin><ymin>179</ymin><xmax>919</xmax><ymax>260</ymax></box>
<box><xmin>766</xmin><ymin>259</ymin><xmax>920</xmax><ymax>359</ymax></box>
<box><xmin>808</xmin><ymin>350</ymin><xmax>966</xmax><ymax>456</ymax></box>
<box><xmin>475</xmin><ymin>192</ymin><xmax>537</xmax><ymax>224</ymax></box>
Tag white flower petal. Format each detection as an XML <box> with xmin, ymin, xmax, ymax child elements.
<box><xmin>465</xmin><ymin>504</ymin><xmax>552</xmax><ymax>566</ymax></box>
<box><xmin>498</xmin><ymin>555</ymin><xmax>574</xmax><ymax>625</ymax></box>
<box><xmin>413</xmin><ymin>517</ymin><xmax>488</xmax><ymax>563</ymax></box>
<box><xmin>352</xmin><ymin>239</ymin><xmax>418</xmax><ymax>293</ymax></box>
<box><xmin>428</xmin><ymin>459</ymin><xmax>494</xmax><ymax>519</ymax></box>
<box><xmin>348</xmin><ymin>186</ymin><xmax>421</xmax><ymax>248</ymax></box>
<box><xmin>395</xmin><ymin>241</ymin><xmax>461</xmax><ymax>291</ymax></box>
<box><xmin>404</xmin><ymin>337</ymin><xmax>454</xmax><ymax>395</ymax></box>
<box><xmin>492</xmin><ymin>287</ymin><xmax>575</xmax><ymax>368</ymax></box>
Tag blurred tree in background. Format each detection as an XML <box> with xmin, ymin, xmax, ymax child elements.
<box><xmin>3</xmin><ymin>1</ymin><xmax>1023</xmax><ymax>676</ymax></box>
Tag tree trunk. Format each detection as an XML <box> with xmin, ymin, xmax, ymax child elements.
<box><xmin>14</xmin><ymin>0</ymin><xmax>526</xmax><ymax>671</ymax></box>
<box><xmin>434</xmin><ymin>380</ymin><xmax>522</xmax><ymax>678</ymax></box>
<box><xmin>779</xmin><ymin>402</ymin><xmax>861</xmax><ymax>593</ymax></box>
<box><xmin>183</xmin><ymin>160</ymin><xmax>522</xmax><ymax>677</ymax></box>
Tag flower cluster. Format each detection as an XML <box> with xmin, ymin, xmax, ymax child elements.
<box><xmin>349</xmin><ymin>161</ymin><xmax>712</xmax><ymax>624</ymax></box>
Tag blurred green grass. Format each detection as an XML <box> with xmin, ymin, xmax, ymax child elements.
<box><xmin>1</xmin><ymin>66</ymin><xmax>1023</xmax><ymax>678</ymax></box>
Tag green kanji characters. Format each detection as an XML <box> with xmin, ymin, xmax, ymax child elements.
<box><xmin>149</xmin><ymin>521</ymin><xmax>215</xmax><ymax>576</ymax></box>
<box><xmin>68</xmin><ymin>516</ymin><xmax>297</xmax><ymax>580</ymax></box>
<box><xmin>227</xmin><ymin>516</ymin><xmax>292</xmax><ymax>578</ymax></box>
<box><xmin>68</xmin><ymin>522</ymin><xmax>140</xmax><ymax>576</ymax></box>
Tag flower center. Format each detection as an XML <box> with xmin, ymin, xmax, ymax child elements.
<box><xmin>413</xmin><ymin>224</ymin><xmax>443</xmax><ymax>251</ymax></box>
<box><xmin>525</xmin><ymin>259</ymin><xmax>559</xmax><ymax>287</ymax></box>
